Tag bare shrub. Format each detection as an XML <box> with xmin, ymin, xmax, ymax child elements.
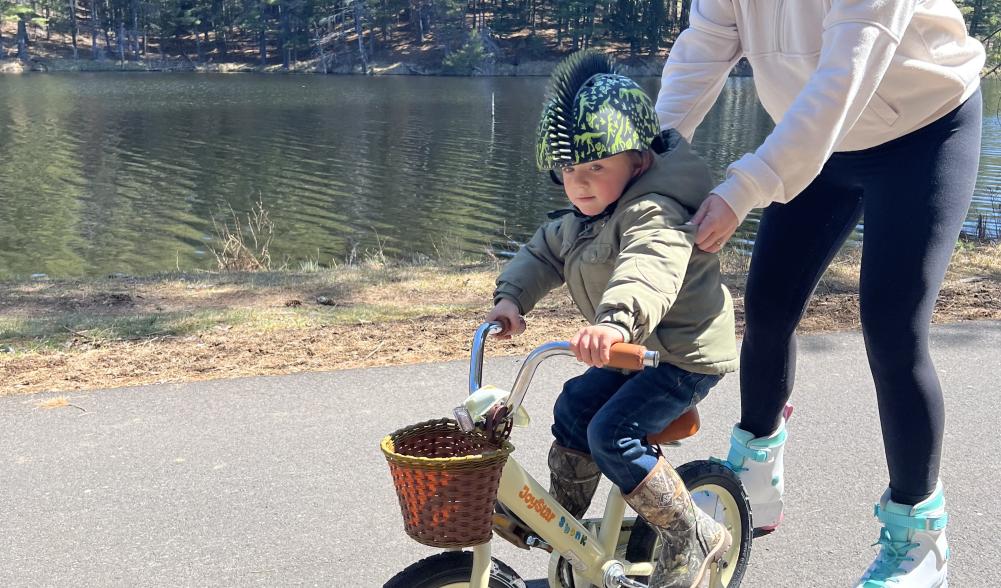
<box><xmin>210</xmin><ymin>197</ymin><xmax>276</xmax><ymax>271</ymax></box>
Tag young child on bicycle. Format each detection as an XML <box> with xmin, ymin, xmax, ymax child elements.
<box><xmin>485</xmin><ymin>50</ymin><xmax>738</xmax><ymax>588</ymax></box>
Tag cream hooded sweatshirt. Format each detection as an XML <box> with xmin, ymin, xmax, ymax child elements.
<box><xmin>657</xmin><ymin>0</ymin><xmax>985</xmax><ymax>221</ymax></box>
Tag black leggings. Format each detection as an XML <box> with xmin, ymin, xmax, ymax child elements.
<box><xmin>739</xmin><ymin>89</ymin><xmax>983</xmax><ymax>505</ymax></box>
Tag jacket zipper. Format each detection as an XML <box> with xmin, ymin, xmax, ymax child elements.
<box><xmin>563</xmin><ymin>220</ymin><xmax>606</xmax><ymax>320</ymax></box>
<box><xmin>776</xmin><ymin>0</ymin><xmax>786</xmax><ymax>54</ymax></box>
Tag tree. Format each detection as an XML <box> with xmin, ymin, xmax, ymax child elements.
<box><xmin>1</xmin><ymin>1</ymin><xmax>47</xmax><ymax>60</ymax></box>
<box><xmin>441</xmin><ymin>25</ymin><xmax>487</xmax><ymax>73</ymax></box>
<box><xmin>10</xmin><ymin>0</ymin><xmax>1000</xmax><ymax>74</ymax></box>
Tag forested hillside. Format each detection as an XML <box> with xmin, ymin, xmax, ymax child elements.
<box><xmin>1</xmin><ymin>0</ymin><xmax>999</xmax><ymax>73</ymax></box>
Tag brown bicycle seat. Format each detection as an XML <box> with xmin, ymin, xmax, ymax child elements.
<box><xmin>646</xmin><ymin>407</ymin><xmax>700</xmax><ymax>445</ymax></box>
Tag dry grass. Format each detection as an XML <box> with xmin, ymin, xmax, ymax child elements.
<box><xmin>210</xmin><ymin>198</ymin><xmax>276</xmax><ymax>271</ymax></box>
<box><xmin>1</xmin><ymin>243</ymin><xmax>998</xmax><ymax>396</ymax></box>
<box><xmin>949</xmin><ymin>241</ymin><xmax>1001</xmax><ymax>280</ymax></box>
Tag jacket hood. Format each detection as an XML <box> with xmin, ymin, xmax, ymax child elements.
<box><xmin>618</xmin><ymin>130</ymin><xmax>713</xmax><ymax>214</ymax></box>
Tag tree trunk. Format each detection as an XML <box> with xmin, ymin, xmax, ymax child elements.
<box><xmin>212</xmin><ymin>0</ymin><xmax>225</xmax><ymax>58</ymax></box>
<box><xmin>368</xmin><ymin>20</ymin><xmax>375</xmax><ymax>56</ymax></box>
<box><xmin>259</xmin><ymin>0</ymin><xmax>268</xmax><ymax>65</ymax></box>
<box><xmin>68</xmin><ymin>0</ymin><xmax>79</xmax><ymax>58</ymax></box>
<box><xmin>216</xmin><ymin>18</ymin><xmax>228</xmax><ymax>59</ymax></box>
<box><xmin>313</xmin><ymin>21</ymin><xmax>328</xmax><ymax>73</ymax></box>
<box><xmin>570</xmin><ymin>4</ymin><xmax>580</xmax><ymax>50</ymax></box>
<box><xmin>131</xmin><ymin>0</ymin><xmax>139</xmax><ymax>59</ymax></box>
<box><xmin>680</xmin><ymin>0</ymin><xmax>691</xmax><ymax>30</ymax></box>
<box><xmin>646</xmin><ymin>0</ymin><xmax>663</xmax><ymax>53</ymax></box>
<box><xmin>17</xmin><ymin>19</ymin><xmax>29</xmax><ymax>61</ymax></box>
<box><xmin>410</xmin><ymin>0</ymin><xmax>422</xmax><ymax>42</ymax></box>
<box><xmin>117</xmin><ymin>20</ymin><xmax>125</xmax><ymax>63</ymax></box>
<box><xmin>279</xmin><ymin>4</ymin><xmax>290</xmax><ymax>69</ymax></box>
<box><xmin>90</xmin><ymin>0</ymin><xmax>102</xmax><ymax>59</ymax></box>
<box><xmin>259</xmin><ymin>28</ymin><xmax>267</xmax><ymax>65</ymax></box>
<box><xmin>970</xmin><ymin>0</ymin><xmax>984</xmax><ymax>36</ymax></box>
<box><xmin>354</xmin><ymin>1</ymin><xmax>368</xmax><ymax>73</ymax></box>
<box><xmin>585</xmin><ymin>0</ymin><xmax>596</xmax><ymax>49</ymax></box>
<box><xmin>216</xmin><ymin>30</ymin><xmax>226</xmax><ymax>59</ymax></box>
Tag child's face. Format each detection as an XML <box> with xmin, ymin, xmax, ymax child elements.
<box><xmin>559</xmin><ymin>151</ymin><xmax>641</xmax><ymax>217</ymax></box>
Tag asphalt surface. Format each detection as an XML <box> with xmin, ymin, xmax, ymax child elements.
<box><xmin>2</xmin><ymin>321</ymin><xmax>1000</xmax><ymax>587</ymax></box>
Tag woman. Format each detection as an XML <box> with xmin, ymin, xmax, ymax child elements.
<box><xmin>655</xmin><ymin>1</ymin><xmax>984</xmax><ymax>586</ymax></box>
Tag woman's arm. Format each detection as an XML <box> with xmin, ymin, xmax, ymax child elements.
<box><xmin>656</xmin><ymin>0</ymin><xmax>743</xmax><ymax>143</ymax></box>
<box><xmin>714</xmin><ymin>1</ymin><xmax>921</xmax><ymax>222</ymax></box>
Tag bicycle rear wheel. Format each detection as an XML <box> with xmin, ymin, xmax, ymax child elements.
<box><xmin>624</xmin><ymin>460</ymin><xmax>752</xmax><ymax>587</ymax></box>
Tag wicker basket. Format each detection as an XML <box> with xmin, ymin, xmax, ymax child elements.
<box><xmin>381</xmin><ymin>418</ymin><xmax>514</xmax><ymax>548</ymax></box>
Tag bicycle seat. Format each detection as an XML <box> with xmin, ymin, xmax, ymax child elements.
<box><xmin>646</xmin><ymin>407</ymin><xmax>700</xmax><ymax>444</ymax></box>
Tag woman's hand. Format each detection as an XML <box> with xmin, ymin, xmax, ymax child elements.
<box><xmin>690</xmin><ymin>194</ymin><xmax>739</xmax><ymax>253</ymax></box>
<box><xmin>570</xmin><ymin>325</ymin><xmax>625</xmax><ymax>368</ymax></box>
<box><xmin>486</xmin><ymin>299</ymin><xmax>526</xmax><ymax>339</ymax></box>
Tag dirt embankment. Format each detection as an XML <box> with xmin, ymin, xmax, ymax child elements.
<box><xmin>2</xmin><ymin>243</ymin><xmax>998</xmax><ymax>397</ymax></box>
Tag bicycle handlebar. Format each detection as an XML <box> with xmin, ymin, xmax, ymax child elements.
<box><xmin>606</xmin><ymin>343</ymin><xmax>660</xmax><ymax>371</ymax></box>
<box><xmin>467</xmin><ymin>322</ymin><xmax>659</xmax><ymax>420</ymax></box>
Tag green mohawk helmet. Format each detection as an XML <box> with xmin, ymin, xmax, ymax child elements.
<box><xmin>537</xmin><ymin>49</ymin><xmax>661</xmax><ymax>172</ymax></box>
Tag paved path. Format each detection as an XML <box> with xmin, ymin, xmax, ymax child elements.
<box><xmin>2</xmin><ymin>321</ymin><xmax>999</xmax><ymax>587</ymax></box>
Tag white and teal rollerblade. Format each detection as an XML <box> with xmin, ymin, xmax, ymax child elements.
<box><xmin>856</xmin><ymin>482</ymin><xmax>949</xmax><ymax>587</ymax></box>
<box><xmin>725</xmin><ymin>404</ymin><xmax>792</xmax><ymax>534</ymax></box>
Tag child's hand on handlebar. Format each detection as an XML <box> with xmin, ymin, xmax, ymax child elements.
<box><xmin>486</xmin><ymin>299</ymin><xmax>526</xmax><ymax>339</ymax></box>
<box><xmin>570</xmin><ymin>325</ymin><xmax>625</xmax><ymax>368</ymax></box>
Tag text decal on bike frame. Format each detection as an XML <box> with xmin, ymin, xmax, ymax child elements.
<box><xmin>558</xmin><ymin>515</ymin><xmax>588</xmax><ymax>547</ymax></box>
<box><xmin>518</xmin><ymin>485</ymin><xmax>556</xmax><ymax>523</ymax></box>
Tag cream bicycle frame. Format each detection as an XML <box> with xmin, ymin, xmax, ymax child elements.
<box><xmin>461</xmin><ymin>323</ymin><xmax>658</xmax><ymax>588</ymax></box>
<box><xmin>465</xmin><ymin>457</ymin><xmax>654</xmax><ymax>588</ymax></box>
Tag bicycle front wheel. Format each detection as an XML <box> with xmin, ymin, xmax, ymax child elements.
<box><xmin>384</xmin><ymin>551</ymin><xmax>526</xmax><ymax>588</ymax></box>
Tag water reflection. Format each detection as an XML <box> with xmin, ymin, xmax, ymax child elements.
<box><xmin>0</xmin><ymin>74</ymin><xmax>996</xmax><ymax>278</ymax></box>
<box><xmin>973</xmin><ymin>82</ymin><xmax>1001</xmax><ymax>241</ymax></box>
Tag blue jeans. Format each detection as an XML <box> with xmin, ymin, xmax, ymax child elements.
<box><xmin>552</xmin><ymin>363</ymin><xmax>721</xmax><ymax>494</ymax></box>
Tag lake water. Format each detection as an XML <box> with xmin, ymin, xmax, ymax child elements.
<box><xmin>0</xmin><ymin>74</ymin><xmax>997</xmax><ymax>278</ymax></box>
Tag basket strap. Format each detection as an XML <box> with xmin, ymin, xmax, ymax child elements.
<box><xmin>485</xmin><ymin>404</ymin><xmax>513</xmax><ymax>445</ymax></box>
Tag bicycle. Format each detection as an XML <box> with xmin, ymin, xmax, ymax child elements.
<box><xmin>383</xmin><ymin>322</ymin><xmax>752</xmax><ymax>588</ymax></box>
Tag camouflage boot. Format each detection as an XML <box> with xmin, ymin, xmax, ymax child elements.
<box><xmin>624</xmin><ymin>458</ymin><xmax>732</xmax><ymax>588</ymax></box>
<box><xmin>548</xmin><ymin>443</ymin><xmax>602</xmax><ymax>519</ymax></box>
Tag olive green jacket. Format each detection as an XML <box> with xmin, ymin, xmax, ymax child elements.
<box><xmin>494</xmin><ymin>134</ymin><xmax>738</xmax><ymax>375</ymax></box>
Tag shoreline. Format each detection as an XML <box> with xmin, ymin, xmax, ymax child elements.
<box><xmin>2</xmin><ymin>243</ymin><xmax>998</xmax><ymax>397</ymax></box>
<box><xmin>0</xmin><ymin>55</ymin><xmax>755</xmax><ymax>77</ymax></box>
<box><xmin>7</xmin><ymin>55</ymin><xmax>997</xmax><ymax>78</ymax></box>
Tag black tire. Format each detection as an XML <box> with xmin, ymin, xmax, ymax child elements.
<box><xmin>384</xmin><ymin>551</ymin><xmax>526</xmax><ymax>588</ymax></box>
<box><xmin>624</xmin><ymin>460</ymin><xmax>752</xmax><ymax>586</ymax></box>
